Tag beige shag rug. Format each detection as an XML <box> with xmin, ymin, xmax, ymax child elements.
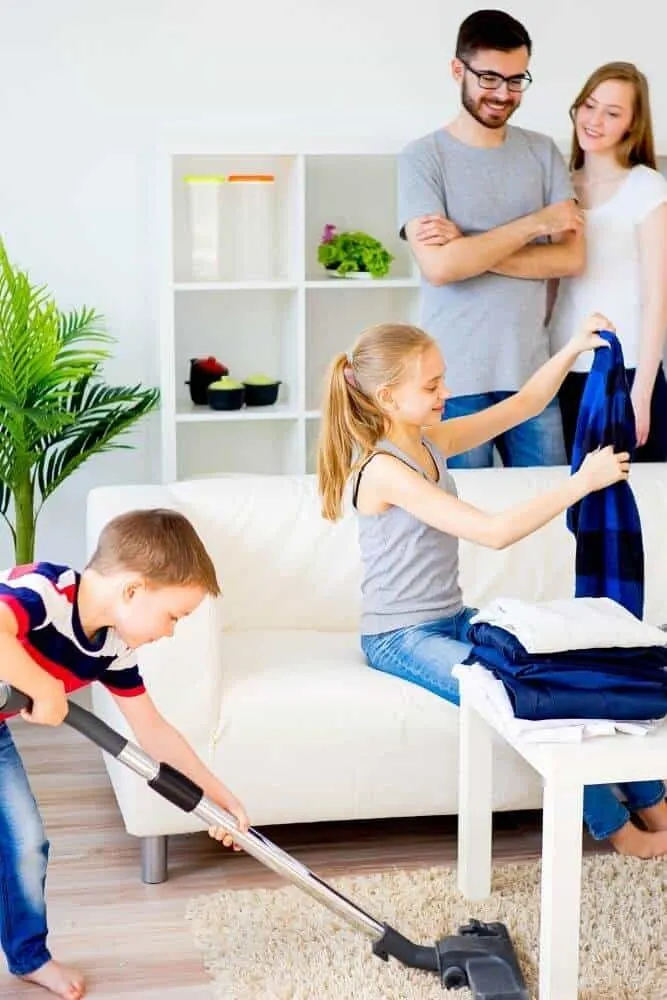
<box><xmin>187</xmin><ymin>855</ymin><xmax>666</xmax><ymax>999</ymax></box>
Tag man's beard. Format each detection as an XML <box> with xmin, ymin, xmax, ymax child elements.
<box><xmin>462</xmin><ymin>83</ymin><xmax>518</xmax><ymax>130</ymax></box>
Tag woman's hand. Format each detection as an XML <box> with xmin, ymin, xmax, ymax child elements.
<box><xmin>208</xmin><ymin>787</ymin><xmax>250</xmax><ymax>852</ymax></box>
<box><xmin>568</xmin><ymin>312</ymin><xmax>615</xmax><ymax>356</ymax></box>
<box><xmin>630</xmin><ymin>384</ymin><xmax>651</xmax><ymax>447</ymax></box>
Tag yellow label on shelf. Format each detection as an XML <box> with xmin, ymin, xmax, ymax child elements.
<box><xmin>183</xmin><ymin>175</ymin><xmax>228</xmax><ymax>183</ymax></box>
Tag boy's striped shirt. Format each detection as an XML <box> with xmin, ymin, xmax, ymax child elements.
<box><xmin>0</xmin><ymin>562</ymin><xmax>145</xmax><ymax>721</ymax></box>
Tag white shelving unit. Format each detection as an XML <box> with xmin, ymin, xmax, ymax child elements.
<box><xmin>159</xmin><ymin>143</ymin><xmax>667</xmax><ymax>482</ymax></box>
<box><xmin>159</xmin><ymin>146</ymin><xmax>420</xmax><ymax>482</ymax></box>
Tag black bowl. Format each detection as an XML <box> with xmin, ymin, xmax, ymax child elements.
<box><xmin>242</xmin><ymin>381</ymin><xmax>281</xmax><ymax>406</ymax></box>
<box><xmin>208</xmin><ymin>386</ymin><xmax>245</xmax><ymax>410</ymax></box>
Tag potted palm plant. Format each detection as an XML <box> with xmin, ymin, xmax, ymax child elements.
<box><xmin>0</xmin><ymin>238</ymin><xmax>159</xmax><ymax>563</ymax></box>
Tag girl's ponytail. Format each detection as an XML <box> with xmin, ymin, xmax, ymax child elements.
<box><xmin>317</xmin><ymin>353</ymin><xmax>385</xmax><ymax>521</ymax></box>
<box><xmin>316</xmin><ymin>323</ymin><xmax>434</xmax><ymax>521</ymax></box>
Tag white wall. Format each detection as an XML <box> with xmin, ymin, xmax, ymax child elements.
<box><xmin>0</xmin><ymin>0</ymin><xmax>663</xmax><ymax>566</ymax></box>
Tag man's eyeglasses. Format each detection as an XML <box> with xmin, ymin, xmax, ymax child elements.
<box><xmin>460</xmin><ymin>59</ymin><xmax>532</xmax><ymax>94</ymax></box>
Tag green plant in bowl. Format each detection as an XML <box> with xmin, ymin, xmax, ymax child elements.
<box><xmin>317</xmin><ymin>225</ymin><xmax>394</xmax><ymax>278</ymax></box>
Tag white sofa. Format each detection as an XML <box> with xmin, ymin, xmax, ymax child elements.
<box><xmin>86</xmin><ymin>464</ymin><xmax>667</xmax><ymax>881</ymax></box>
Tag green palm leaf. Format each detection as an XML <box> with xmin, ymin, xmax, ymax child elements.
<box><xmin>0</xmin><ymin>236</ymin><xmax>159</xmax><ymax>562</ymax></box>
<box><xmin>35</xmin><ymin>381</ymin><xmax>160</xmax><ymax>506</ymax></box>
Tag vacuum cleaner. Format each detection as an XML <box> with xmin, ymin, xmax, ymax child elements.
<box><xmin>0</xmin><ymin>682</ymin><xmax>529</xmax><ymax>999</ymax></box>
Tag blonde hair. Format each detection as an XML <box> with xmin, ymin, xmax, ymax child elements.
<box><xmin>316</xmin><ymin>323</ymin><xmax>435</xmax><ymax>521</ymax></box>
<box><xmin>87</xmin><ymin>508</ymin><xmax>220</xmax><ymax>596</ymax></box>
<box><xmin>569</xmin><ymin>62</ymin><xmax>656</xmax><ymax>171</ymax></box>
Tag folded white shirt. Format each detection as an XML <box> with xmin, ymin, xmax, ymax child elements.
<box><xmin>470</xmin><ymin>596</ymin><xmax>667</xmax><ymax>654</ymax></box>
<box><xmin>452</xmin><ymin>663</ymin><xmax>661</xmax><ymax>744</ymax></box>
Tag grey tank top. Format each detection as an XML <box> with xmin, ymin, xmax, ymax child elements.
<box><xmin>354</xmin><ymin>438</ymin><xmax>463</xmax><ymax>635</ymax></box>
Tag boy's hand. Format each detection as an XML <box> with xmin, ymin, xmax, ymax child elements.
<box><xmin>208</xmin><ymin>789</ymin><xmax>250</xmax><ymax>852</ymax></box>
<box><xmin>22</xmin><ymin>676</ymin><xmax>69</xmax><ymax>726</ymax></box>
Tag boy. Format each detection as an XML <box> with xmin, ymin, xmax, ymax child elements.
<box><xmin>0</xmin><ymin>508</ymin><xmax>249</xmax><ymax>999</ymax></box>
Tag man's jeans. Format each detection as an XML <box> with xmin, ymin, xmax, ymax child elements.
<box><xmin>361</xmin><ymin>618</ymin><xmax>665</xmax><ymax>840</ymax></box>
<box><xmin>443</xmin><ymin>393</ymin><xmax>566</xmax><ymax>468</ymax></box>
<box><xmin>0</xmin><ymin>722</ymin><xmax>51</xmax><ymax>976</ymax></box>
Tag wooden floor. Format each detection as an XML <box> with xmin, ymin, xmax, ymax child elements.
<box><xmin>3</xmin><ymin>721</ymin><xmax>606</xmax><ymax>999</ymax></box>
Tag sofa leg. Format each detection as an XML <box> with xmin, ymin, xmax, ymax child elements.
<box><xmin>141</xmin><ymin>835</ymin><xmax>168</xmax><ymax>884</ymax></box>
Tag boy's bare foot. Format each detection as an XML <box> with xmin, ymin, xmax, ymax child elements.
<box><xmin>608</xmin><ymin>819</ymin><xmax>667</xmax><ymax>858</ymax></box>
<box><xmin>19</xmin><ymin>959</ymin><xmax>86</xmax><ymax>999</ymax></box>
<box><xmin>634</xmin><ymin>798</ymin><xmax>667</xmax><ymax>832</ymax></box>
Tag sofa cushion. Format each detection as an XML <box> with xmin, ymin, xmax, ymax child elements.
<box><xmin>173</xmin><ymin>476</ymin><xmax>362</xmax><ymax>632</ymax></box>
<box><xmin>209</xmin><ymin>629</ymin><xmax>542</xmax><ymax>825</ymax></box>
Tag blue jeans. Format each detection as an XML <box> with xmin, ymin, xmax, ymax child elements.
<box><xmin>443</xmin><ymin>393</ymin><xmax>566</xmax><ymax>468</ymax></box>
<box><xmin>0</xmin><ymin>722</ymin><xmax>51</xmax><ymax>976</ymax></box>
<box><xmin>361</xmin><ymin>608</ymin><xmax>477</xmax><ymax>707</ymax></box>
<box><xmin>361</xmin><ymin>616</ymin><xmax>666</xmax><ymax>840</ymax></box>
<box><xmin>584</xmin><ymin>780</ymin><xmax>665</xmax><ymax>840</ymax></box>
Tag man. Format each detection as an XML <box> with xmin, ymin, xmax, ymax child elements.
<box><xmin>397</xmin><ymin>9</ymin><xmax>584</xmax><ymax>467</ymax></box>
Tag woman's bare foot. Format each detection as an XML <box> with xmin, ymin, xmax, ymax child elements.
<box><xmin>634</xmin><ymin>797</ymin><xmax>667</xmax><ymax>832</ymax></box>
<box><xmin>19</xmin><ymin>959</ymin><xmax>86</xmax><ymax>999</ymax></box>
<box><xmin>608</xmin><ymin>819</ymin><xmax>667</xmax><ymax>858</ymax></box>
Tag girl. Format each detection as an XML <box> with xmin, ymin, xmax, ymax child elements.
<box><xmin>316</xmin><ymin>315</ymin><xmax>667</xmax><ymax>859</ymax></box>
<box><xmin>549</xmin><ymin>62</ymin><xmax>667</xmax><ymax>461</ymax></box>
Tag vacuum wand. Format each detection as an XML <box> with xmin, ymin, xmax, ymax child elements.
<box><xmin>0</xmin><ymin>682</ymin><xmax>529</xmax><ymax>998</ymax></box>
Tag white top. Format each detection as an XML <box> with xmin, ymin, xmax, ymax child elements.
<box><xmin>548</xmin><ymin>164</ymin><xmax>667</xmax><ymax>372</ymax></box>
<box><xmin>469</xmin><ymin>595</ymin><xmax>667</xmax><ymax>653</ymax></box>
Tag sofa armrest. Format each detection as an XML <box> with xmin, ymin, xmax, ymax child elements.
<box><xmin>87</xmin><ymin>483</ymin><xmax>224</xmax><ymax>758</ymax></box>
<box><xmin>91</xmin><ymin>593</ymin><xmax>223</xmax><ymax>751</ymax></box>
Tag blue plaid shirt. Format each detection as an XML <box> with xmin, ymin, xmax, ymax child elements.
<box><xmin>566</xmin><ymin>331</ymin><xmax>644</xmax><ymax>619</ymax></box>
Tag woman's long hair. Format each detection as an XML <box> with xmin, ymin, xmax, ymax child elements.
<box><xmin>316</xmin><ymin>323</ymin><xmax>434</xmax><ymax>521</ymax></box>
<box><xmin>569</xmin><ymin>61</ymin><xmax>656</xmax><ymax>172</ymax></box>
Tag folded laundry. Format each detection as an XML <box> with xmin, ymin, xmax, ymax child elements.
<box><xmin>452</xmin><ymin>663</ymin><xmax>661</xmax><ymax>743</ymax></box>
<box><xmin>470</xmin><ymin>596</ymin><xmax>667</xmax><ymax>654</ymax></box>
<box><xmin>462</xmin><ymin>623</ymin><xmax>667</xmax><ymax>722</ymax></box>
<box><xmin>467</xmin><ymin>621</ymin><xmax>667</xmax><ymax>678</ymax></box>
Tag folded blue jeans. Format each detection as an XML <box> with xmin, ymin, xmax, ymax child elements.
<box><xmin>361</xmin><ymin>614</ymin><xmax>666</xmax><ymax>839</ymax></box>
<box><xmin>0</xmin><ymin>722</ymin><xmax>51</xmax><ymax>976</ymax></box>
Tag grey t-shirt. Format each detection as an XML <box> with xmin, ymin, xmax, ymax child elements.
<box><xmin>354</xmin><ymin>438</ymin><xmax>462</xmax><ymax>635</ymax></box>
<box><xmin>397</xmin><ymin>126</ymin><xmax>574</xmax><ymax>395</ymax></box>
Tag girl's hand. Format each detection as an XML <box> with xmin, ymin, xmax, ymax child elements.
<box><xmin>568</xmin><ymin>312</ymin><xmax>615</xmax><ymax>355</ymax></box>
<box><xmin>578</xmin><ymin>445</ymin><xmax>630</xmax><ymax>492</ymax></box>
<box><xmin>630</xmin><ymin>385</ymin><xmax>651</xmax><ymax>447</ymax></box>
<box><xmin>208</xmin><ymin>789</ymin><xmax>250</xmax><ymax>852</ymax></box>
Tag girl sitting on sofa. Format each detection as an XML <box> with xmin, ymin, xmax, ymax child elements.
<box><xmin>316</xmin><ymin>312</ymin><xmax>667</xmax><ymax>859</ymax></box>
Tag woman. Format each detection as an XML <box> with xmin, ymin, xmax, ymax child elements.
<box><xmin>549</xmin><ymin>62</ymin><xmax>667</xmax><ymax>461</ymax></box>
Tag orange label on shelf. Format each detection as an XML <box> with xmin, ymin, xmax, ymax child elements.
<box><xmin>228</xmin><ymin>174</ymin><xmax>275</xmax><ymax>182</ymax></box>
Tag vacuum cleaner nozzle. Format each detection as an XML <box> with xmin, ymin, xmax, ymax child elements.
<box><xmin>373</xmin><ymin>919</ymin><xmax>529</xmax><ymax>998</ymax></box>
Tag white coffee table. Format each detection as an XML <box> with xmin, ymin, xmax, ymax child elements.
<box><xmin>456</xmin><ymin>669</ymin><xmax>667</xmax><ymax>1000</ymax></box>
